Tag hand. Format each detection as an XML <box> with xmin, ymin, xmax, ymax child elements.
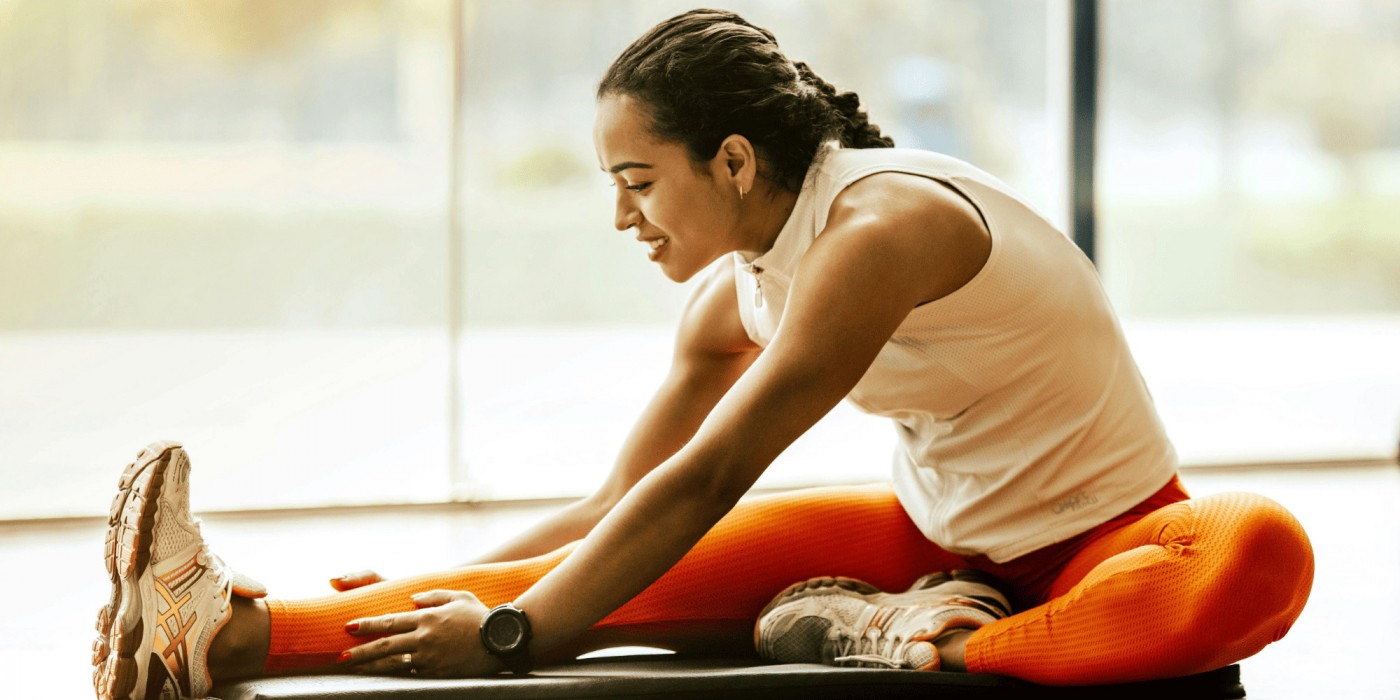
<box><xmin>339</xmin><ymin>590</ymin><xmax>504</xmax><ymax>678</ymax></box>
<box><xmin>329</xmin><ymin>569</ymin><xmax>385</xmax><ymax>592</ymax></box>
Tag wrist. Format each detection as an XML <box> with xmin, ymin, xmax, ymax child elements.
<box><xmin>479</xmin><ymin>603</ymin><xmax>535</xmax><ymax>674</ymax></box>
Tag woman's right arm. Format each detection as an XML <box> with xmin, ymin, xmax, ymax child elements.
<box><xmin>464</xmin><ymin>263</ymin><xmax>760</xmax><ymax>565</ymax></box>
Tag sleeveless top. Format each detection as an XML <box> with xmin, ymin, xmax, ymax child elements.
<box><xmin>729</xmin><ymin>146</ymin><xmax>1177</xmax><ymax>563</ymax></box>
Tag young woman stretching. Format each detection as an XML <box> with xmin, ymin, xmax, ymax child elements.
<box><xmin>92</xmin><ymin>10</ymin><xmax>1313</xmax><ymax>700</ymax></box>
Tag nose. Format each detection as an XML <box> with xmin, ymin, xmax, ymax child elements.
<box><xmin>614</xmin><ymin>190</ymin><xmax>640</xmax><ymax>232</ymax></box>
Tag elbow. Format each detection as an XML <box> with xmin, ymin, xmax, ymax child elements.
<box><xmin>666</xmin><ymin>450</ymin><xmax>759</xmax><ymax>517</ymax></box>
<box><xmin>581</xmin><ymin>488</ymin><xmax>622</xmax><ymax>526</ymax></box>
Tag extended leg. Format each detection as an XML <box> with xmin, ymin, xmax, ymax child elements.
<box><xmin>254</xmin><ymin>483</ymin><xmax>967</xmax><ymax>674</ymax></box>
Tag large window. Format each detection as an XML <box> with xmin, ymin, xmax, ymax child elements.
<box><xmin>1101</xmin><ymin>0</ymin><xmax>1400</xmax><ymax>464</ymax></box>
<box><xmin>1</xmin><ymin>0</ymin><xmax>1057</xmax><ymax>518</ymax></box>
<box><xmin>0</xmin><ymin>0</ymin><xmax>455</xmax><ymax>517</ymax></box>
<box><xmin>3</xmin><ymin>1</ymin><xmax>1394</xmax><ymax>520</ymax></box>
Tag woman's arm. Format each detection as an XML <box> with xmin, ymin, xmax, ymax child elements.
<box><xmin>330</xmin><ymin>266</ymin><xmax>758</xmax><ymax>591</ymax></box>
<box><xmin>466</xmin><ymin>263</ymin><xmax>761</xmax><ymax>565</ymax></box>
<box><xmin>341</xmin><ymin>174</ymin><xmax>989</xmax><ymax>676</ymax></box>
<box><xmin>516</xmin><ymin>173</ymin><xmax>991</xmax><ymax>655</ymax></box>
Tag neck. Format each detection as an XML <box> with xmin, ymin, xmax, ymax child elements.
<box><xmin>739</xmin><ymin>184</ymin><xmax>799</xmax><ymax>258</ymax></box>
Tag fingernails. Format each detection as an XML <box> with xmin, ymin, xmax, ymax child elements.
<box><xmin>345</xmin><ymin>621</ymin><xmax>360</xmax><ymax>633</ymax></box>
<box><xmin>337</xmin><ymin>651</ymin><xmax>351</xmax><ymax>663</ymax></box>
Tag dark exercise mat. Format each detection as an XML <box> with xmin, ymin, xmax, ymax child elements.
<box><xmin>213</xmin><ymin>656</ymin><xmax>1246</xmax><ymax>700</ymax></box>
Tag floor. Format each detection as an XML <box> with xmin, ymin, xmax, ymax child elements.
<box><xmin>1</xmin><ymin>462</ymin><xmax>1396</xmax><ymax>699</ymax></box>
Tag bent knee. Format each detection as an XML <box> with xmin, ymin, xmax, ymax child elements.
<box><xmin>1192</xmin><ymin>493</ymin><xmax>1314</xmax><ymax>644</ymax></box>
<box><xmin>1204</xmin><ymin>492</ymin><xmax>1313</xmax><ymax>574</ymax></box>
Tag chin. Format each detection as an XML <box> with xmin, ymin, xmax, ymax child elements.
<box><xmin>658</xmin><ymin>263</ymin><xmax>694</xmax><ymax>283</ymax></box>
<box><xmin>658</xmin><ymin>251</ymin><xmax>725</xmax><ymax>283</ymax></box>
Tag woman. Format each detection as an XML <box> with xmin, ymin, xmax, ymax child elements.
<box><xmin>92</xmin><ymin>9</ymin><xmax>1313</xmax><ymax>700</ymax></box>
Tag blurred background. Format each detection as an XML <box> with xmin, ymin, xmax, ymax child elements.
<box><xmin>2</xmin><ymin>0</ymin><xmax>1396</xmax><ymax>517</ymax></box>
<box><xmin>0</xmin><ymin>0</ymin><xmax>1397</xmax><ymax>696</ymax></box>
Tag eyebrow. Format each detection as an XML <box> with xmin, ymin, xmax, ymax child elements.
<box><xmin>606</xmin><ymin>161</ymin><xmax>654</xmax><ymax>174</ymax></box>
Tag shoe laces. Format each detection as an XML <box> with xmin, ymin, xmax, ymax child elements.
<box><xmin>191</xmin><ymin>526</ymin><xmax>236</xmax><ymax>611</ymax></box>
<box><xmin>830</xmin><ymin>624</ymin><xmax>928</xmax><ymax>669</ymax></box>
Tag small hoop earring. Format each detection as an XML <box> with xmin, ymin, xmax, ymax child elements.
<box><xmin>738</xmin><ymin>187</ymin><xmax>747</xmax><ymax>201</ymax></box>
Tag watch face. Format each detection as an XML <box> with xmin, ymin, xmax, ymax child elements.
<box><xmin>485</xmin><ymin>612</ymin><xmax>526</xmax><ymax>651</ymax></box>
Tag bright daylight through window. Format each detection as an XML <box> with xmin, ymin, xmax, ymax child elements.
<box><xmin>0</xmin><ymin>0</ymin><xmax>1396</xmax><ymax>519</ymax></box>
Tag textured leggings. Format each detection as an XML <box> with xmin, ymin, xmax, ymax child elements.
<box><xmin>264</xmin><ymin>478</ymin><xmax>1313</xmax><ymax>685</ymax></box>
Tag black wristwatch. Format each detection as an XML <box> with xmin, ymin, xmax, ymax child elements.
<box><xmin>479</xmin><ymin>603</ymin><xmax>534</xmax><ymax>674</ymax></box>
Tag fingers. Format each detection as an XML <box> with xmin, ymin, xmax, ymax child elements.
<box><xmin>231</xmin><ymin>571</ymin><xmax>268</xmax><ymax>599</ymax></box>
<box><xmin>339</xmin><ymin>592</ymin><xmax>497</xmax><ymax>678</ymax></box>
<box><xmin>411</xmin><ymin>589</ymin><xmax>478</xmax><ymax>609</ymax></box>
<box><xmin>340</xmin><ymin>644</ymin><xmax>417</xmax><ymax>675</ymax></box>
<box><xmin>330</xmin><ymin>569</ymin><xmax>385</xmax><ymax>592</ymax></box>
<box><xmin>346</xmin><ymin>611</ymin><xmax>419</xmax><ymax>636</ymax></box>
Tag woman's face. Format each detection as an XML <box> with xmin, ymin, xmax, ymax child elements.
<box><xmin>593</xmin><ymin>94</ymin><xmax>740</xmax><ymax>283</ymax></box>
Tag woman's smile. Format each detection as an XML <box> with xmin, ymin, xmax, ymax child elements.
<box><xmin>640</xmin><ymin>235</ymin><xmax>670</xmax><ymax>261</ymax></box>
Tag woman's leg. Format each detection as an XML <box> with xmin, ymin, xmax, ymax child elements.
<box><xmin>252</xmin><ymin>483</ymin><xmax>968</xmax><ymax>674</ymax></box>
<box><xmin>964</xmin><ymin>492</ymin><xmax>1314</xmax><ymax>685</ymax></box>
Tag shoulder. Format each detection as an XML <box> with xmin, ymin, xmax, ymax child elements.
<box><xmin>827</xmin><ymin>169</ymin><xmax>986</xmax><ymax>242</ymax></box>
<box><xmin>810</xmin><ymin>168</ymin><xmax>992</xmax><ymax>306</ymax></box>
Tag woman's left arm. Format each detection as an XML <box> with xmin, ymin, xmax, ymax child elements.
<box><xmin>341</xmin><ymin>173</ymin><xmax>990</xmax><ymax>676</ymax></box>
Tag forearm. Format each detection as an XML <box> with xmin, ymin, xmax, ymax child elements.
<box><xmin>510</xmin><ymin>355</ymin><xmax>856</xmax><ymax>656</ymax></box>
<box><xmin>514</xmin><ymin>449</ymin><xmax>746</xmax><ymax>654</ymax></box>
<box><xmin>467</xmin><ymin>354</ymin><xmax>745</xmax><ymax>567</ymax></box>
<box><xmin>464</xmin><ymin>495</ymin><xmax>607</xmax><ymax>565</ymax></box>
<box><xmin>465</xmin><ymin>400</ymin><xmax>710</xmax><ymax>566</ymax></box>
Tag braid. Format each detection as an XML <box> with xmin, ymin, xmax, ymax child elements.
<box><xmin>793</xmin><ymin>62</ymin><xmax>895</xmax><ymax>149</ymax></box>
<box><xmin>600</xmin><ymin>9</ymin><xmax>893</xmax><ymax>191</ymax></box>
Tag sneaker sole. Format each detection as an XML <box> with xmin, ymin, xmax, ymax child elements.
<box><xmin>92</xmin><ymin>441</ymin><xmax>182</xmax><ymax>700</ymax></box>
<box><xmin>754</xmin><ymin>576</ymin><xmax>882</xmax><ymax>655</ymax></box>
<box><xmin>758</xmin><ymin>569</ymin><xmax>1002</xmax><ymax>621</ymax></box>
<box><xmin>757</xmin><ymin>576</ymin><xmax>882</xmax><ymax>622</ymax></box>
<box><xmin>754</xmin><ymin>571</ymin><xmax>1012</xmax><ymax>653</ymax></box>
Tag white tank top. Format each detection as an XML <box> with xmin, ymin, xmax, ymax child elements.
<box><xmin>731</xmin><ymin>146</ymin><xmax>1177</xmax><ymax>562</ymax></box>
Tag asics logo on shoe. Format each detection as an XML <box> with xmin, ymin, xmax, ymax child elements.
<box><xmin>153</xmin><ymin>554</ymin><xmax>207</xmax><ymax>697</ymax></box>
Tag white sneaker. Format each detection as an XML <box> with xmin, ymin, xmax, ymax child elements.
<box><xmin>92</xmin><ymin>441</ymin><xmax>263</xmax><ymax>700</ymax></box>
<box><xmin>755</xmin><ymin>570</ymin><xmax>1012</xmax><ymax>671</ymax></box>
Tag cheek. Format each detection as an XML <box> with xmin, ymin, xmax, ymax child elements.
<box><xmin>648</xmin><ymin>193</ymin><xmax>692</xmax><ymax>237</ymax></box>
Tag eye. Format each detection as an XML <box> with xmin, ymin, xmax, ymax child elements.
<box><xmin>625</xmin><ymin>182</ymin><xmax>652</xmax><ymax>193</ymax></box>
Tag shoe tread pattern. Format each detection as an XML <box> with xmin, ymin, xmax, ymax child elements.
<box><xmin>93</xmin><ymin>441</ymin><xmax>181</xmax><ymax>700</ymax></box>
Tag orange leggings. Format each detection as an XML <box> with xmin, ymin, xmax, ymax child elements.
<box><xmin>264</xmin><ymin>478</ymin><xmax>1313</xmax><ymax>685</ymax></box>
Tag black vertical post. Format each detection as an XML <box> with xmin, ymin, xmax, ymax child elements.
<box><xmin>1070</xmin><ymin>0</ymin><xmax>1099</xmax><ymax>264</ymax></box>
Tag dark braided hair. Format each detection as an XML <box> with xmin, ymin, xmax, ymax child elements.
<box><xmin>598</xmin><ymin>9</ymin><xmax>893</xmax><ymax>192</ymax></box>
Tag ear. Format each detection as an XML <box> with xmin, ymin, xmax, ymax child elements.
<box><xmin>713</xmin><ymin>134</ymin><xmax>757</xmax><ymax>196</ymax></box>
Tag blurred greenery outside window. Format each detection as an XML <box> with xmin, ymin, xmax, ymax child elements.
<box><xmin>0</xmin><ymin>0</ymin><xmax>1395</xmax><ymax>519</ymax></box>
<box><xmin>1099</xmin><ymin>0</ymin><xmax>1400</xmax><ymax>465</ymax></box>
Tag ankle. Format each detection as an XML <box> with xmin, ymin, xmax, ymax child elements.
<box><xmin>209</xmin><ymin>597</ymin><xmax>271</xmax><ymax>681</ymax></box>
<box><xmin>933</xmin><ymin>629</ymin><xmax>974</xmax><ymax>672</ymax></box>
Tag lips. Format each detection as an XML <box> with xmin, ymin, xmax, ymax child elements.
<box><xmin>637</xmin><ymin>235</ymin><xmax>670</xmax><ymax>262</ymax></box>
